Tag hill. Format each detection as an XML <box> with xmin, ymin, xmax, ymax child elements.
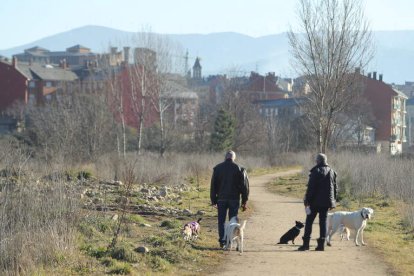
<box><xmin>1</xmin><ymin>25</ymin><xmax>413</xmax><ymax>83</ymax></box>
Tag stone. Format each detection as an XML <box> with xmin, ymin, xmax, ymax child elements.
<box><xmin>113</xmin><ymin>180</ymin><xmax>123</xmax><ymax>186</ymax></box>
<box><xmin>149</xmin><ymin>196</ymin><xmax>158</xmax><ymax>202</ymax></box>
<box><xmin>140</xmin><ymin>223</ymin><xmax>152</xmax><ymax>227</ymax></box>
<box><xmin>92</xmin><ymin>198</ymin><xmax>103</xmax><ymax>204</ymax></box>
<box><xmin>196</xmin><ymin>210</ymin><xmax>206</xmax><ymax>216</ymax></box>
<box><xmin>135</xmin><ymin>246</ymin><xmax>149</xmax><ymax>254</ymax></box>
<box><xmin>159</xmin><ymin>188</ymin><xmax>168</xmax><ymax>197</ymax></box>
<box><xmin>112</xmin><ymin>214</ymin><xmax>119</xmax><ymax>221</ymax></box>
<box><xmin>115</xmin><ymin>196</ymin><xmax>129</xmax><ymax>204</ymax></box>
<box><xmin>183</xmin><ymin>209</ymin><xmax>192</xmax><ymax>216</ymax></box>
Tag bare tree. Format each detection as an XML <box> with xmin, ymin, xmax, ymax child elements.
<box><xmin>288</xmin><ymin>0</ymin><xmax>374</xmax><ymax>152</ymax></box>
<box><xmin>215</xmin><ymin>70</ymin><xmax>265</xmax><ymax>152</ymax></box>
<box><xmin>124</xmin><ymin>30</ymin><xmax>184</xmax><ymax>154</ymax></box>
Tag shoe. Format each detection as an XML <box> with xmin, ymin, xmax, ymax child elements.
<box><xmin>219</xmin><ymin>242</ymin><xmax>226</xmax><ymax>249</ymax></box>
<box><xmin>315</xmin><ymin>238</ymin><xmax>325</xmax><ymax>251</ymax></box>
<box><xmin>298</xmin><ymin>237</ymin><xmax>310</xmax><ymax>251</ymax></box>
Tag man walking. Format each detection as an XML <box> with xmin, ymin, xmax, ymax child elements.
<box><xmin>210</xmin><ymin>150</ymin><xmax>249</xmax><ymax>248</ymax></box>
<box><xmin>298</xmin><ymin>153</ymin><xmax>337</xmax><ymax>251</ymax></box>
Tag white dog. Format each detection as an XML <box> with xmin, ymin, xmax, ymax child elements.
<box><xmin>223</xmin><ymin>216</ymin><xmax>247</xmax><ymax>253</ymax></box>
<box><xmin>326</xmin><ymin>207</ymin><xmax>374</xmax><ymax>246</ymax></box>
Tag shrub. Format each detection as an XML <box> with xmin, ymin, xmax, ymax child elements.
<box><xmin>83</xmin><ymin>245</ymin><xmax>107</xmax><ymax>259</ymax></box>
<box><xmin>108</xmin><ymin>261</ymin><xmax>132</xmax><ymax>275</ymax></box>
<box><xmin>77</xmin><ymin>170</ymin><xmax>93</xmax><ymax>180</ymax></box>
<box><xmin>160</xmin><ymin>219</ymin><xmax>181</xmax><ymax>230</ymax></box>
<box><xmin>110</xmin><ymin>246</ymin><xmax>138</xmax><ymax>263</ymax></box>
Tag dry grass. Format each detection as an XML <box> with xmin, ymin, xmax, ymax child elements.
<box><xmin>0</xmin><ymin>148</ymin><xmax>270</xmax><ymax>275</ymax></box>
<box><xmin>267</xmin><ymin>172</ymin><xmax>414</xmax><ymax>275</ymax></box>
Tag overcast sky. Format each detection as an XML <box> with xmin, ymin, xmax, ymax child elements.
<box><xmin>1</xmin><ymin>0</ymin><xmax>414</xmax><ymax>50</ymax></box>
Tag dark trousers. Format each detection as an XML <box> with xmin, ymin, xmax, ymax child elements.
<box><xmin>304</xmin><ymin>206</ymin><xmax>329</xmax><ymax>239</ymax></box>
<box><xmin>217</xmin><ymin>199</ymin><xmax>240</xmax><ymax>243</ymax></box>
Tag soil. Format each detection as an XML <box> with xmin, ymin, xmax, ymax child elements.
<box><xmin>218</xmin><ymin>170</ymin><xmax>392</xmax><ymax>275</ymax></box>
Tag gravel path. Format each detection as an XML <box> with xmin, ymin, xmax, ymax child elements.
<box><xmin>219</xmin><ymin>170</ymin><xmax>391</xmax><ymax>275</ymax></box>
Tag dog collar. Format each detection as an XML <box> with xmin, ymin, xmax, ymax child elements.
<box><xmin>295</xmin><ymin>226</ymin><xmax>301</xmax><ymax>230</ymax></box>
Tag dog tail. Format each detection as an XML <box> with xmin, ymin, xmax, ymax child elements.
<box><xmin>240</xmin><ymin>220</ymin><xmax>247</xmax><ymax>230</ymax></box>
<box><xmin>197</xmin><ymin>218</ymin><xmax>202</xmax><ymax>223</ymax></box>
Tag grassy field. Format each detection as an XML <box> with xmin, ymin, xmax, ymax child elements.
<box><xmin>35</xmin><ymin>172</ymin><xmax>223</xmax><ymax>275</ymax></box>
<box><xmin>267</xmin><ymin>173</ymin><xmax>414</xmax><ymax>276</ymax></box>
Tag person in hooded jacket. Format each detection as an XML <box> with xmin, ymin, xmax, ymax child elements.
<box><xmin>298</xmin><ymin>153</ymin><xmax>337</xmax><ymax>251</ymax></box>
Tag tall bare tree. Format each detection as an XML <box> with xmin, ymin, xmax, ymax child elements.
<box><xmin>126</xmin><ymin>30</ymin><xmax>184</xmax><ymax>154</ymax></box>
<box><xmin>288</xmin><ymin>0</ymin><xmax>374</xmax><ymax>152</ymax></box>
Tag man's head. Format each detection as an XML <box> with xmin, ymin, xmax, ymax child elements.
<box><xmin>315</xmin><ymin>153</ymin><xmax>327</xmax><ymax>165</ymax></box>
<box><xmin>225</xmin><ymin>150</ymin><xmax>236</xmax><ymax>161</ymax></box>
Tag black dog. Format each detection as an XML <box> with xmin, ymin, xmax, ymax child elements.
<box><xmin>277</xmin><ymin>221</ymin><xmax>304</xmax><ymax>244</ymax></box>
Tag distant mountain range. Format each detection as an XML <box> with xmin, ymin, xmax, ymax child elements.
<box><xmin>1</xmin><ymin>25</ymin><xmax>413</xmax><ymax>84</ymax></box>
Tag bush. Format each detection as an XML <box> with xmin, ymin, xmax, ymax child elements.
<box><xmin>160</xmin><ymin>219</ymin><xmax>181</xmax><ymax>230</ymax></box>
<box><xmin>83</xmin><ymin>245</ymin><xmax>107</xmax><ymax>259</ymax></box>
<box><xmin>77</xmin><ymin>170</ymin><xmax>93</xmax><ymax>180</ymax></box>
<box><xmin>149</xmin><ymin>256</ymin><xmax>170</xmax><ymax>272</ymax></box>
<box><xmin>110</xmin><ymin>246</ymin><xmax>138</xmax><ymax>263</ymax></box>
<box><xmin>108</xmin><ymin>261</ymin><xmax>132</xmax><ymax>275</ymax></box>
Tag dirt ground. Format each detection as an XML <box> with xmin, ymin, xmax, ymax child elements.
<box><xmin>218</xmin><ymin>170</ymin><xmax>392</xmax><ymax>276</ymax></box>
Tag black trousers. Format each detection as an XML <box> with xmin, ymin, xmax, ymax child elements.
<box><xmin>304</xmin><ymin>206</ymin><xmax>329</xmax><ymax>239</ymax></box>
<box><xmin>217</xmin><ymin>199</ymin><xmax>240</xmax><ymax>243</ymax></box>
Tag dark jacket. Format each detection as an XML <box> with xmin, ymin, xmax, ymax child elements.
<box><xmin>210</xmin><ymin>159</ymin><xmax>249</xmax><ymax>205</ymax></box>
<box><xmin>304</xmin><ymin>163</ymin><xmax>337</xmax><ymax>208</ymax></box>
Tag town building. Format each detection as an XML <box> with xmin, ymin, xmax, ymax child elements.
<box><xmin>393</xmin><ymin>81</ymin><xmax>414</xmax><ymax>98</ymax></box>
<box><xmin>192</xmin><ymin>57</ymin><xmax>202</xmax><ymax>80</ymax></box>
<box><xmin>0</xmin><ymin>58</ymin><xmax>78</xmax><ymax>131</ymax></box>
<box><xmin>405</xmin><ymin>97</ymin><xmax>414</xmax><ymax>150</ymax></box>
<box><xmin>363</xmin><ymin>72</ymin><xmax>408</xmax><ymax>155</ymax></box>
<box><xmin>13</xmin><ymin>45</ymin><xmax>98</xmax><ymax>67</ymax></box>
<box><xmin>208</xmin><ymin>72</ymin><xmax>289</xmax><ymax>105</ymax></box>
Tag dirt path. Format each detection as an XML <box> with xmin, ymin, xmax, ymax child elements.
<box><xmin>219</xmin><ymin>170</ymin><xmax>391</xmax><ymax>275</ymax></box>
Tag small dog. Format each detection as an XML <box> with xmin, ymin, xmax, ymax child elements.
<box><xmin>339</xmin><ymin>224</ymin><xmax>350</xmax><ymax>241</ymax></box>
<box><xmin>326</xmin><ymin>207</ymin><xmax>374</xmax><ymax>246</ymax></box>
<box><xmin>223</xmin><ymin>216</ymin><xmax>247</xmax><ymax>253</ymax></box>
<box><xmin>277</xmin><ymin>221</ymin><xmax>304</xmax><ymax>244</ymax></box>
<box><xmin>182</xmin><ymin>218</ymin><xmax>202</xmax><ymax>241</ymax></box>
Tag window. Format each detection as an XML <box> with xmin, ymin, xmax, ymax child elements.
<box><xmin>45</xmin><ymin>81</ymin><xmax>52</xmax><ymax>87</ymax></box>
<box><xmin>29</xmin><ymin>81</ymin><xmax>35</xmax><ymax>88</ymax></box>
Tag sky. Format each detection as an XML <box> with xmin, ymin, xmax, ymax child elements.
<box><xmin>1</xmin><ymin>0</ymin><xmax>414</xmax><ymax>50</ymax></box>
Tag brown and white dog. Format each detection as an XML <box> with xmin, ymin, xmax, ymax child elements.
<box><xmin>223</xmin><ymin>216</ymin><xmax>247</xmax><ymax>254</ymax></box>
<box><xmin>326</xmin><ymin>207</ymin><xmax>374</xmax><ymax>246</ymax></box>
<box><xmin>182</xmin><ymin>218</ymin><xmax>202</xmax><ymax>241</ymax></box>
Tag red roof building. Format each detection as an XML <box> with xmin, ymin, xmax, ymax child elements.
<box><xmin>363</xmin><ymin>73</ymin><xmax>408</xmax><ymax>154</ymax></box>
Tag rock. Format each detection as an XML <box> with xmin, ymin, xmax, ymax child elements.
<box><xmin>114</xmin><ymin>180</ymin><xmax>123</xmax><ymax>186</ymax></box>
<box><xmin>140</xmin><ymin>188</ymin><xmax>150</xmax><ymax>194</ymax></box>
<box><xmin>183</xmin><ymin>209</ymin><xmax>192</xmax><ymax>216</ymax></box>
<box><xmin>85</xmin><ymin>190</ymin><xmax>95</xmax><ymax>197</ymax></box>
<box><xmin>112</xmin><ymin>214</ymin><xmax>119</xmax><ymax>221</ymax></box>
<box><xmin>148</xmin><ymin>196</ymin><xmax>158</xmax><ymax>202</ymax></box>
<box><xmin>140</xmin><ymin>223</ymin><xmax>152</xmax><ymax>227</ymax></box>
<box><xmin>115</xmin><ymin>196</ymin><xmax>129</xmax><ymax>204</ymax></box>
<box><xmin>92</xmin><ymin>198</ymin><xmax>103</xmax><ymax>204</ymax></box>
<box><xmin>196</xmin><ymin>210</ymin><xmax>206</xmax><ymax>216</ymax></box>
<box><xmin>159</xmin><ymin>188</ymin><xmax>168</xmax><ymax>197</ymax></box>
<box><xmin>135</xmin><ymin>246</ymin><xmax>149</xmax><ymax>254</ymax></box>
